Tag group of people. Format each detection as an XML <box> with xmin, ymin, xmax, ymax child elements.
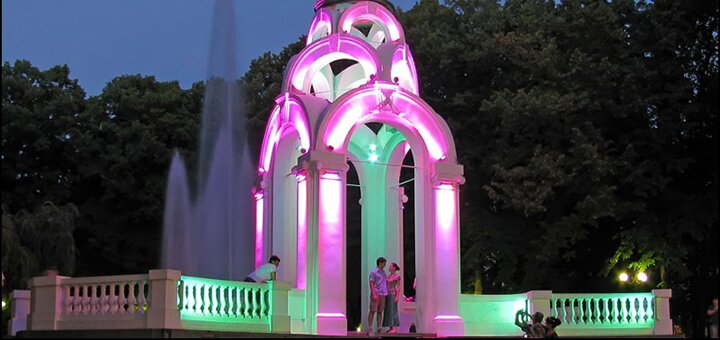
<box><xmin>367</xmin><ymin>256</ymin><xmax>402</xmax><ymax>335</ymax></box>
<box><xmin>515</xmin><ymin>310</ymin><xmax>562</xmax><ymax>338</ymax></box>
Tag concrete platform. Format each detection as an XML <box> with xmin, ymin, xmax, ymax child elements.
<box><xmin>15</xmin><ymin>329</ymin><xmax>684</xmax><ymax>338</ymax></box>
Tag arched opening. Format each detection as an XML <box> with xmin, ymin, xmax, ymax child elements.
<box><xmin>311</xmin><ymin>82</ymin><xmax>464</xmax><ymax>335</ymax></box>
<box><xmin>284</xmin><ymin>35</ymin><xmax>380</xmax><ymax>103</ymax></box>
<box><xmin>309</xmin><ymin>59</ymin><xmax>368</xmax><ymax>102</ymax></box>
<box><xmin>344</xmin><ymin>119</ymin><xmax>430</xmax><ymax>333</ymax></box>
<box><xmin>349</xmin><ymin>18</ymin><xmax>388</xmax><ymax>48</ymax></box>
<box><xmin>338</xmin><ymin>1</ymin><xmax>404</xmax><ymax>48</ymax></box>
<box><xmin>270</xmin><ymin>126</ymin><xmax>302</xmax><ymax>286</ymax></box>
<box><xmin>345</xmin><ymin>161</ymin><xmax>362</xmax><ymax>331</ymax></box>
<box><xmin>400</xmin><ymin>150</ymin><xmax>416</xmax><ymax>303</ymax></box>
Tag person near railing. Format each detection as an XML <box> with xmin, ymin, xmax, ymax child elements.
<box><xmin>708</xmin><ymin>297</ymin><xmax>719</xmax><ymax>338</ymax></box>
<box><xmin>515</xmin><ymin>309</ymin><xmax>546</xmax><ymax>338</ymax></box>
<box><xmin>543</xmin><ymin>316</ymin><xmax>562</xmax><ymax>338</ymax></box>
<box><xmin>244</xmin><ymin>255</ymin><xmax>281</xmax><ymax>283</ymax></box>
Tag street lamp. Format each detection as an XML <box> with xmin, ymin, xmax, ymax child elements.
<box><xmin>619</xmin><ymin>272</ymin><xmax>629</xmax><ymax>282</ymax></box>
<box><xmin>637</xmin><ymin>272</ymin><xmax>648</xmax><ymax>282</ymax></box>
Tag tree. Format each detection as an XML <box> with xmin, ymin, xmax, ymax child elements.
<box><xmin>1</xmin><ymin>202</ymin><xmax>78</xmax><ymax>289</ymax></box>
<box><xmin>398</xmin><ymin>0</ymin><xmax>717</xmax><ymax>335</ymax></box>
<box><xmin>1</xmin><ymin>60</ymin><xmax>86</xmax><ymax>212</ymax></box>
<box><xmin>242</xmin><ymin>36</ymin><xmax>306</xmax><ymax>161</ymax></box>
<box><xmin>71</xmin><ymin>75</ymin><xmax>203</xmax><ymax>275</ymax></box>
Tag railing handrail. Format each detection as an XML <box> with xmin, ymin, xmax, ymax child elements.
<box><xmin>59</xmin><ymin>274</ymin><xmax>149</xmax><ymax>285</ymax></box>
<box><xmin>179</xmin><ymin>275</ymin><xmax>268</xmax><ymax>289</ymax></box>
<box><xmin>551</xmin><ymin>292</ymin><xmax>654</xmax><ymax>299</ymax></box>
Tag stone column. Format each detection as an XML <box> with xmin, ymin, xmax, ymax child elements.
<box><xmin>269</xmin><ymin>281</ymin><xmax>291</xmax><ymax>334</ymax></box>
<box><xmin>296</xmin><ymin>151</ymin><xmax>349</xmax><ymax>335</ymax></box>
<box><xmin>8</xmin><ymin>290</ymin><xmax>31</xmax><ymax>335</ymax></box>
<box><xmin>27</xmin><ymin>275</ymin><xmax>69</xmax><ymax>330</ymax></box>
<box><xmin>652</xmin><ymin>289</ymin><xmax>673</xmax><ymax>335</ymax></box>
<box><xmin>432</xmin><ymin>162</ymin><xmax>465</xmax><ymax>337</ymax></box>
<box><xmin>145</xmin><ymin>269</ymin><xmax>182</xmax><ymax>329</ymax></box>
<box><xmin>526</xmin><ymin>290</ymin><xmax>553</xmax><ymax>321</ymax></box>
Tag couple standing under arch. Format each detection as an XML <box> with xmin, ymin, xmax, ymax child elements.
<box><xmin>367</xmin><ymin>256</ymin><xmax>401</xmax><ymax>335</ymax></box>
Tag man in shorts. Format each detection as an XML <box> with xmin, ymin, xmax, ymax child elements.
<box><xmin>367</xmin><ymin>257</ymin><xmax>388</xmax><ymax>335</ymax></box>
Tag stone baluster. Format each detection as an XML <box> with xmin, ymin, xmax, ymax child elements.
<box><xmin>126</xmin><ymin>283</ymin><xmax>135</xmax><ymax>314</ymax></box>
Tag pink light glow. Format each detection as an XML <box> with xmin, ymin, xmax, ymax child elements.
<box><xmin>296</xmin><ymin>177</ymin><xmax>308</xmax><ymax>290</ymax></box>
<box><xmin>255</xmin><ymin>194</ymin><xmax>265</xmax><ymax>269</ymax></box>
<box><xmin>338</xmin><ymin>2</ymin><xmax>403</xmax><ymax>42</ymax></box>
<box><xmin>260</xmin><ymin>106</ymin><xmax>282</xmax><ymax>171</ymax></box>
<box><xmin>259</xmin><ymin>97</ymin><xmax>312</xmax><ymax>172</ymax></box>
<box><xmin>435</xmin><ymin>184</ymin><xmax>456</xmax><ymax>232</ymax></box>
<box><xmin>435</xmin><ymin>315</ymin><xmax>463</xmax><ymax>321</ymax></box>
<box><xmin>319</xmin><ymin>83</ymin><xmax>451</xmax><ymax>161</ymax></box>
<box><xmin>306</xmin><ymin>9</ymin><xmax>333</xmax><ymax>45</ymax></box>
<box><xmin>320</xmin><ymin>173</ymin><xmax>342</xmax><ymax>225</ymax></box>
<box><xmin>316</xmin><ymin>313</ymin><xmax>346</xmax><ymax>318</ymax></box>
<box><xmin>391</xmin><ymin>45</ymin><xmax>419</xmax><ymax>94</ymax></box>
<box><xmin>286</xmin><ymin>34</ymin><xmax>380</xmax><ymax>94</ymax></box>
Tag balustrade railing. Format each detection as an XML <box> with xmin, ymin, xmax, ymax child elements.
<box><xmin>60</xmin><ymin>274</ymin><xmax>150</xmax><ymax>318</ymax></box>
<box><xmin>23</xmin><ymin>270</ymin><xmax>291</xmax><ymax>334</ymax></box>
<box><xmin>550</xmin><ymin>293</ymin><xmax>655</xmax><ymax>327</ymax></box>
<box><xmin>18</xmin><ymin>272</ymin><xmax>670</xmax><ymax>336</ymax></box>
<box><xmin>178</xmin><ymin>275</ymin><xmax>271</xmax><ymax>322</ymax></box>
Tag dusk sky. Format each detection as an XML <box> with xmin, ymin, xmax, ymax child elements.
<box><xmin>2</xmin><ymin>0</ymin><xmax>419</xmax><ymax>97</ymax></box>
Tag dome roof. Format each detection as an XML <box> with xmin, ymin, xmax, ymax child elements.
<box><xmin>314</xmin><ymin>0</ymin><xmax>397</xmax><ymax>14</ymax></box>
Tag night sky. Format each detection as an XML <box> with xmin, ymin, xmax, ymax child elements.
<box><xmin>2</xmin><ymin>0</ymin><xmax>420</xmax><ymax>97</ymax></box>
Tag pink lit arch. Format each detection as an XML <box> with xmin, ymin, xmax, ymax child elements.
<box><xmin>283</xmin><ymin>34</ymin><xmax>380</xmax><ymax>96</ymax></box>
<box><xmin>316</xmin><ymin>81</ymin><xmax>457</xmax><ymax>162</ymax></box>
<box><xmin>338</xmin><ymin>1</ymin><xmax>404</xmax><ymax>43</ymax></box>
<box><xmin>306</xmin><ymin>8</ymin><xmax>333</xmax><ymax>45</ymax></box>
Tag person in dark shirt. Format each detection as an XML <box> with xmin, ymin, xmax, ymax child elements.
<box><xmin>544</xmin><ymin>316</ymin><xmax>562</xmax><ymax>338</ymax></box>
<box><xmin>708</xmin><ymin>297</ymin><xmax>718</xmax><ymax>338</ymax></box>
<box><xmin>515</xmin><ymin>310</ymin><xmax>546</xmax><ymax>338</ymax></box>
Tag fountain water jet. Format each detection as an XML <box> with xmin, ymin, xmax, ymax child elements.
<box><xmin>161</xmin><ymin>0</ymin><xmax>254</xmax><ymax>280</ymax></box>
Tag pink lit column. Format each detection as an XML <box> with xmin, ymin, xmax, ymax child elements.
<box><xmin>253</xmin><ymin>185</ymin><xmax>266</xmax><ymax>270</ymax></box>
<box><xmin>433</xmin><ymin>163</ymin><xmax>465</xmax><ymax>337</ymax></box>
<box><xmin>296</xmin><ymin>151</ymin><xmax>349</xmax><ymax>336</ymax></box>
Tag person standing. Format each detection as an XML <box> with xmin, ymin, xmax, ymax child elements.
<box><xmin>543</xmin><ymin>316</ymin><xmax>562</xmax><ymax>338</ymax></box>
<box><xmin>708</xmin><ymin>297</ymin><xmax>719</xmax><ymax>338</ymax></box>
<box><xmin>367</xmin><ymin>257</ymin><xmax>388</xmax><ymax>336</ymax></box>
<box><xmin>383</xmin><ymin>262</ymin><xmax>401</xmax><ymax>333</ymax></box>
<box><xmin>515</xmin><ymin>310</ymin><xmax>546</xmax><ymax>338</ymax></box>
<box><xmin>244</xmin><ymin>255</ymin><xmax>280</xmax><ymax>283</ymax></box>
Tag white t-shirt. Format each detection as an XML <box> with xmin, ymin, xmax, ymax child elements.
<box><xmin>248</xmin><ymin>263</ymin><xmax>277</xmax><ymax>283</ymax></box>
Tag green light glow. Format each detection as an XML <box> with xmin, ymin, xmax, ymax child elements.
<box><xmin>460</xmin><ymin>294</ymin><xmax>528</xmax><ymax>336</ymax></box>
<box><xmin>368</xmin><ymin>153</ymin><xmax>379</xmax><ymax>162</ymax></box>
<box><xmin>1</xmin><ymin>299</ymin><xmax>6</xmax><ymax>310</ymax></box>
<box><xmin>179</xmin><ymin>275</ymin><xmax>272</xmax><ymax>324</ymax></box>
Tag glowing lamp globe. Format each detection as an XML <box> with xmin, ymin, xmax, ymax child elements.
<box><xmin>619</xmin><ymin>273</ymin><xmax>629</xmax><ymax>282</ymax></box>
<box><xmin>637</xmin><ymin>272</ymin><xmax>648</xmax><ymax>282</ymax></box>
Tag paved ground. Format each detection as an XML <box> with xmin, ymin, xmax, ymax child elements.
<box><xmin>14</xmin><ymin>330</ymin><xmax>684</xmax><ymax>338</ymax></box>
